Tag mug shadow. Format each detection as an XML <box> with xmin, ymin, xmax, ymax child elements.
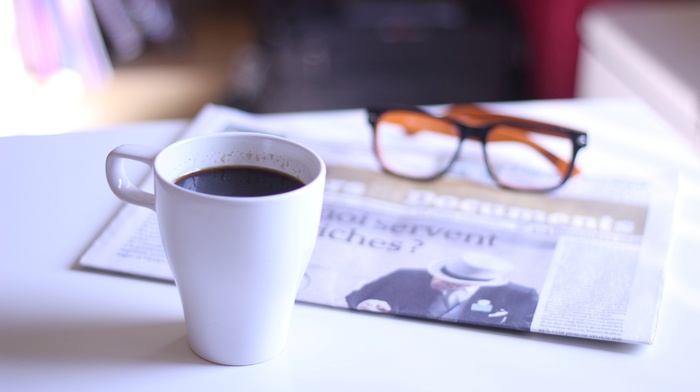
<box><xmin>2</xmin><ymin>318</ymin><xmax>211</xmax><ymax>367</ymax></box>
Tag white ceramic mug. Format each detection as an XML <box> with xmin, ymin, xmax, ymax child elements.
<box><xmin>105</xmin><ymin>132</ymin><xmax>326</xmax><ymax>365</ymax></box>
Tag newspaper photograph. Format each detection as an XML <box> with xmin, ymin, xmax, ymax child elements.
<box><xmin>80</xmin><ymin>103</ymin><xmax>675</xmax><ymax>344</ymax></box>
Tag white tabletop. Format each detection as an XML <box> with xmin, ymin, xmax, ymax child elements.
<box><xmin>2</xmin><ymin>98</ymin><xmax>700</xmax><ymax>391</ymax></box>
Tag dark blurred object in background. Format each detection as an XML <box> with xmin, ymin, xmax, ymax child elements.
<box><xmin>92</xmin><ymin>0</ymin><xmax>185</xmax><ymax>62</ymax></box>
<box><xmin>227</xmin><ymin>0</ymin><xmax>528</xmax><ymax>113</ymax></box>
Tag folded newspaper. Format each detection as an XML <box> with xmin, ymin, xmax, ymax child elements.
<box><xmin>81</xmin><ymin>102</ymin><xmax>675</xmax><ymax>344</ymax></box>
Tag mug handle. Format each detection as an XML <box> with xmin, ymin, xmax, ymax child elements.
<box><xmin>106</xmin><ymin>144</ymin><xmax>160</xmax><ymax>211</ymax></box>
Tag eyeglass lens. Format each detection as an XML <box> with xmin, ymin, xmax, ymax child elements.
<box><xmin>484</xmin><ymin>125</ymin><xmax>574</xmax><ymax>190</ymax></box>
<box><xmin>374</xmin><ymin>111</ymin><xmax>576</xmax><ymax>191</ymax></box>
<box><xmin>374</xmin><ymin>111</ymin><xmax>461</xmax><ymax>180</ymax></box>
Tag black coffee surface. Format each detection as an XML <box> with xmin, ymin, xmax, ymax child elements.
<box><xmin>175</xmin><ymin>166</ymin><xmax>304</xmax><ymax>197</ymax></box>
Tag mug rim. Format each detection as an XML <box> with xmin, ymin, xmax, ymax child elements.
<box><xmin>153</xmin><ymin>132</ymin><xmax>326</xmax><ymax>201</ymax></box>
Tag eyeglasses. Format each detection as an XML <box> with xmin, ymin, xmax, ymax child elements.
<box><xmin>367</xmin><ymin>104</ymin><xmax>588</xmax><ymax>192</ymax></box>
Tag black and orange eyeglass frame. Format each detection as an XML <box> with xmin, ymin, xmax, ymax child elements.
<box><xmin>366</xmin><ymin>104</ymin><xmax>588</xmax><ymax>192</ymax></box>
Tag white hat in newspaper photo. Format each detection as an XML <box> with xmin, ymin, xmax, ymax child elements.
<box><xmin>427</xmin><ymin>252</ymin><xmax>513</xmax><ymax>286</ymax></box>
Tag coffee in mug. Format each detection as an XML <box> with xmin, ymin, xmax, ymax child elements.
<box><xmin>175</xmin><ymin>166</ymin><xmax>305</xmax><ymax>197</ymax></box>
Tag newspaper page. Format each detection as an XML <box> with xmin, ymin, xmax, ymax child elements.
<box><xmin>80</xmin><ymin>103</ymin><xmax>675</xmax><ymax>344</ymax></box>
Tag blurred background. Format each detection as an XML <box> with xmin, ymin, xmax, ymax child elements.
<box><xmin>0</xmin><ymin>0</ymin><xmax>686</xmax><ymax>136</ymax></box>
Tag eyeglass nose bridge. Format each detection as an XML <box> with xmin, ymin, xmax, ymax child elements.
<box><xmin>438</xmin><ymin>122</ymin><xmax>492</xmax><ymax>177</ymax></box>
<box><xmin>454</xmin><ymin>121</ymin><xmax>492</xmax><ymax>145</ymax></box>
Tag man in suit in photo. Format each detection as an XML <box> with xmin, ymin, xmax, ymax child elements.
<box><xmin>345</xmin><ymin>253</ymin><xmax>539</xmax><ymax>330</ymax></box>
